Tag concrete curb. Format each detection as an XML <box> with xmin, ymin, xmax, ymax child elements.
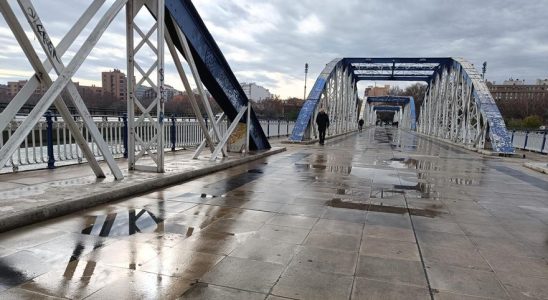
<box><xmin>0</xmin><ymin>147</ymin><xmax>286</xmax><ymax>233</ymax></box>
<box><xmin>524</xmin><ymin>162</ymin><xmax>548</xmax><ymax>175</ymax></box>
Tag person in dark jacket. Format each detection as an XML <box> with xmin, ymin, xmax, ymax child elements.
<box><xmin>358</xmin><ymin>119</ymin><xmax>364</xmax><ymax>132</ymax></box>
<box><xmin>316</xmin><ymin>108</ymin><xmax>329</xmax><ymax>145</ymax></box>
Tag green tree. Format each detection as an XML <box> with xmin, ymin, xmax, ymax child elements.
<box><xmin>522</xmin><ymin>115</ymin><xmax>542</xmax><ymax>129</ymax></box>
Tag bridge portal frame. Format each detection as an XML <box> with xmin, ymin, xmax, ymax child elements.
<box><xmin>290</xmin><ymin>57</ymin><xmax>514</xmax><ymax>154</ymax></box>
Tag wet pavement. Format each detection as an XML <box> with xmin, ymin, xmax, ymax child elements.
<box><xmin>0</xmin><ymin>127</ymin><xmax>547</xmax><ymax>299</ymax></box>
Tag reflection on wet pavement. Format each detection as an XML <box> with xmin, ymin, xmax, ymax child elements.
<box><xmin>1</xmin><ymin>127</ymin><xmax>548</xmax><ymax>299</ymax></box>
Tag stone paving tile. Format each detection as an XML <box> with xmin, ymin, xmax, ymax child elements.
<box><xmin>433</xmin><ymin>291</ymin><xmax>498</xmax><ymax>300</ymax></box>
<box><xmin>362</xmin><ymin>224</ymin><xmax>416</xmax><ymax>242</ymax></box>
<box><xmin>421</xmin><ymin>244</ymin><xmax>491</xmax><ymax>271</ymax></box>
<box><xmin>365</xmin><ymin>211</ymin><xmax>412</xmax><ymax>229</ymax></box>
<box><xmin>360</xmin><ymin>237</ymin><xmax>420</xmax><ymax>261</ymax></box>
<box><xmin>411</xmin><ymin>217</ymin><xmax>464</xmax><ymax>234</ymax></box>
<box><xmin>483</xmin><ymin>252</ymin><xmax>548</xmax><ymax>278</ymax></box>
<box><xmin>201</xmin><ymin>218</ymin><xmax>264</xmax><ymax>235</ymax></box>
<box><xmin>139</xmin><ymin>248</ymin><xmax>224</xmax><ymax>279</ymax></box>
<box><xmin>356</xmin><ymin>255</ymin><xmax>427</xmax><ymax>287</ymax></box>
<box><xmin>0</xmin><ymin>287</ymin><xmax>65</xmax><ymax>300</ymax></box>
<box><xmin>289</xmin><ymin>245</ymin><xmax>358</xmax><ymax>275</ymax></box>
<box><xmin>352</xmin><ymin>277</ymin><xmax>430</xmax><ymax>300</ymax></box>
<box><xmin>78</xmin><ymin>240</ymin><xmax>160</xmax><ymax>269</ymax></box>
<box><xmin>201</xmin><ymin>256</ymin><xmax>284</xmax><ymax>294</ymax></box>
<box><xmin>229</xmin><ymin>237</ymin><xmax>298</xmax><ymax>265</ymax></box>
<box><xmin>278</xmin><ymin>203</ymin><xmax>327</xmax><ymax>218</ymax></box>
<box><xmin>180</xmin><ymin>283</ymin><xmax>266</xmax><ymax>299</ymax></box>
<box><xmin>19</xmin><ymin>260</ymin><xmax>130</xmax><ymax>299</ymax></box>
<box><xmin>497</xmin><ymin>272</ymin><xmax>548</xmax><ymax>300</ymax></box>
<box><xmin>272</xmin><ymin>266</ymin><xmax>353</xmax><ymax>300</ymax></box>
<box><xmin>267</xmin><ymin>214</ymin><xmax>318</xmax><ymax>229</ymax></box>
<box><xmin>0</xmin><ymin>250</ymin><xmax>54</xmax><ymax>292</ymax></box>
<box><xmin>416</xmin><ymin>230</ymin><xmax>475</xmax><ymax>250</ymax></box>
<box><xmin>322</xmin><ymin>207</ymin><xmax>366</xmax><ymax>223</ymax></box>
<box><xmin>312</xmin><ymin>218</ymin><xmax>364</xmax><ymax>236</ymax></box>
<box><xmin>304</xmin><ymin>231</ymin><xmax>361</xmax><ymax>252</ymax></box>
<box><xmin>426</xmin><ymin>263</ymin><xmax>509</xmax><ymax>299</ymax></box>
<box><xmin>254</xmin><ymin>224</ymin><xmax>310</xmax><ymax>244</ymax></box>
<box><xmin>85</xmin><ymin>270</ymin><xmax>193</xmax><ymax>299</ymax></box>
<box><xmin>171</xmin><ymin>231</ymin><xmax>244</xmax><ymax>255</ymax></box>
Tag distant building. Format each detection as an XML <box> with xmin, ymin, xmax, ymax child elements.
<box><xmin>536</xmin><ymin>78</ymin><xmax>548</xmax><ymax>85</ymax></box>
<box><xmin>502</xmin><ymin>78</ymin><xmax>526</xmax><ymax>85</ymax></box>
<box><xmin>364</xmin><ymin>85</ymin><xmax>390</xmax><ymax>97</ymax></box>
<box><xmin>7</xmin><ymin>80</ymin><xmax>47</xmax><ymax>97</ymax></box>
<box><xmin>102</xmin><ymin>69</ymin><xmax>127</xmax><ymax>101</ymax></box>
<box><xmin>487</xmin><ymin>79</ymin><xmax>548</xmax><ymax>101</ymax></box>
<box><xmin>240</xmin><ymin>82</ymin><xmax>272</xmax><ymax>102</ymax></box>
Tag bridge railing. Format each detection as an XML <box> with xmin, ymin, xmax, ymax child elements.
<box><xmin>511</xmin><ymin>130</ymin><xmax>548</xmax><ymax>154</ymax></box>
<box><xmin>1</xmin><ymin>115</ymin><xmax>294</xmax><ymax>173</ymax></box>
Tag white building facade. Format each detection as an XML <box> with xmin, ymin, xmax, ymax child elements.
<box><xmin>240</xmin><ymin>82</ymin><xmax>272</xmax><ymax>102</ymax></box>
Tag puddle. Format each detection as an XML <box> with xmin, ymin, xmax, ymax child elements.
<box><xmin>294</xmin><ymin>163</ymin><xmax>352</xmax><ymax>175</ymax></box>
<box><xmin>81</xmin><ymin>209</ymin><xmax>163</xmax><ymax>237</ymax></box>
<box><xmin>328</xmin><ymin>199</ymin><xmax>443</xmax><ymax>218</ymax></box>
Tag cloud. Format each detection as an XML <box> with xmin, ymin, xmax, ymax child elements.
<box><xmin>0</xmin><ymin>0</ymin><xmax>547</xmax><ymax>98</ymax></box>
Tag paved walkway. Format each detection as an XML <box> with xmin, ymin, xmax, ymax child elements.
<box><xmin>0</xmin><ymin>127</ymin><xmax>547</xmax><ymax>299</ymax></box>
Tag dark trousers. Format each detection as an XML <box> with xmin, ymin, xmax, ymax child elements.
<box><xmin>318</xmin><ymin>128</ymin><xmax>326</xmax><ymax>144</ymax></box>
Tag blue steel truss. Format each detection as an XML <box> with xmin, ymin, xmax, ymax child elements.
<box><xmin>165</xmin><ymin>0</ymin><xmax>270</xmax><ymax>150</ymax></box>
<box><xmin>290</xmin><ymin>57</ymin><xmax>513</xmax><ymax>153</ymax></box>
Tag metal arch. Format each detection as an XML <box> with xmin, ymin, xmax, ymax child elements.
<box><xmin>289</xmin><ymin>58</ymin><xmax>360</xmax><ymax>141</ymax></box>
<box><xmin>362</xmin><ymin>96</ymin><xmax>416</xmax><ymax>130</ymax></box>
<box><xmin>290</xmin><ymin>57</ymin><xmax>513</xmax><ymax>154</ymax></box>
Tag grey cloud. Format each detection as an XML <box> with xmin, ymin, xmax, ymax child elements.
<box><xmin>0</xmin><ymin>0</ymin><xmax>547</xmax><ymax>97</ymax></box>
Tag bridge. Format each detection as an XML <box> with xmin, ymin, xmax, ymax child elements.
<box><xmin>289</xmin><ymin>57</ymin><xmax>514</xmax><ymax>155</ymax></box>
<box><xmin>0</xmin><ymin>1</ymin><xmax>547</xmax><ymax>299</ymax></box>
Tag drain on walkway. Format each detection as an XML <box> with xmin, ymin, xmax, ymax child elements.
<box><xmin>327</xmin><ymin>199</ymin><xmax>443</xmax><ymax>218</ymax></box>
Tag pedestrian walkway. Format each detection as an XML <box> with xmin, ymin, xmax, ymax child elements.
<box><xmin>0</xmin><ymin>127</ymin><xmax>547</xmax><ymax>299</ymax></box>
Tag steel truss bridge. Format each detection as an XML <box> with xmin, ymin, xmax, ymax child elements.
<box><xmin>0</xmin><ymin>0</ymin><xmax>271</xmax><ymax>180</ymax></box>
<box><xmin>361</xmin><ymin>96</ymin><xmax>417</xmax><ymax>130</ymax></box>
<box><xmin>289</xmin><ymin>58</ymin><xmax>514</xmax><ymax>154</ymax></box>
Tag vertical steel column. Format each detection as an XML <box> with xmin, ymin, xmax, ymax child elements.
<box><xmin>127</xmin><ymin>0</ymin><xmax>165</xmax><ymax>172</ymax></box>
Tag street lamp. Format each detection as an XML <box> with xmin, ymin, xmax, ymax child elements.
<box><xmin>304</xmin><ymin>63</ymin><xmax>309</xmax><ymax>101</ymax></box>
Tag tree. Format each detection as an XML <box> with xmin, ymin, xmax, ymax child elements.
<box><xmin>523</xmin><ymin>115</ymin><xmax>542</xmax><ymax>129</ymax></box>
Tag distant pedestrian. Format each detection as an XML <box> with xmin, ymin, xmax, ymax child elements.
<box><xmin>358</xmin><ymin>119</ymin><xmax>364</xmax><ymax>132</ymax></box>
<box><xmin>316</xmin><ymin>108</ymin><xmax>329</xmax><ymax>145</ymax></box>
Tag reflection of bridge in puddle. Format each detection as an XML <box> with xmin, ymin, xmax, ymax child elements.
<box><xmin>81</xmin><ymin>209</ymin><xmax>164</xmax><ymax>237</ymax></box>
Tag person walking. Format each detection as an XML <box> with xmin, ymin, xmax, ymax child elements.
<box><xmin>358</xmin><ymin>119</ymin><xmax>364</xmax><ymax>132</ymax></box>
<box><xmin>316</xmin><ymin>108</ymin><xmax>329</xmax><ymax>145</ymax></box>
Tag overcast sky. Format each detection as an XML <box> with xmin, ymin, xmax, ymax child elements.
<box><xmin>1</xmin><ymin>0</ymin><xmax>547</xmax><ymax>98</ymax></box>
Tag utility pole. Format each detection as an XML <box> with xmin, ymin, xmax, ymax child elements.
<box><xmin>304</xmin><ymin>63</ymin><xmax>309</xmax><ymax>101</ymax></box>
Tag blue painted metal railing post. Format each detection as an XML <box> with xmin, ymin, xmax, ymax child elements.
<box><xmin>171</xmin><ymin>115</ymin><xmax>176</xmax><ymax>151</ymax></box>
<box><xmin>524</xmin><ymin>131</ymin><xmax>529</xmax><ymax>149</ymax></box>
<box><xmin>122</xmin><ymin>113</ymin><xmax>128</xmax><ymax>158</ymax></box>
<box><xmin>45</xmin><ymin>111</ymin><xmax>55</xmax><ymax>169</ymax></box>
<box><xmin>541</xmin><ymin>131</ymin><xmax>547</xmax><ymax>153</ymax></box>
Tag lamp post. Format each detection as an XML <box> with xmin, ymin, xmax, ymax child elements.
<box><xmin>304</xmin><ymin>63</ymin><xmax>309</xmax><ymax>101</ymax></box>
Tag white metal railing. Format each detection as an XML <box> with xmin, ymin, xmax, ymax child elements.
<box><xmin>511</xmin><ymin>130</ymin><xmax>547</xmax><ymax>154</ymax></box>
<box><xmin>1</xmin><ymin>115</ymin><xmax>294</xmax><ymax>172</ymax></box>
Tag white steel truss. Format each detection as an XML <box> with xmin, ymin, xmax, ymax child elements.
<box><xmin>313</xmin><ymin>65</ymin><xmax>358</xmax><ymax>139</ymax></box>
<box><xmin>126</xmin><ymin>0</ymin><xmax>165</xmax><ymax>172</ymax></box>
<box><xmin>418</xmin><ymin>61</ymin><xmax>487</xmax><ymax>150</ymax></box>
<box><xmin>0</xmin><ymin>0</ymin><xmax>125</xmax><ymax>180</ymax></box>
